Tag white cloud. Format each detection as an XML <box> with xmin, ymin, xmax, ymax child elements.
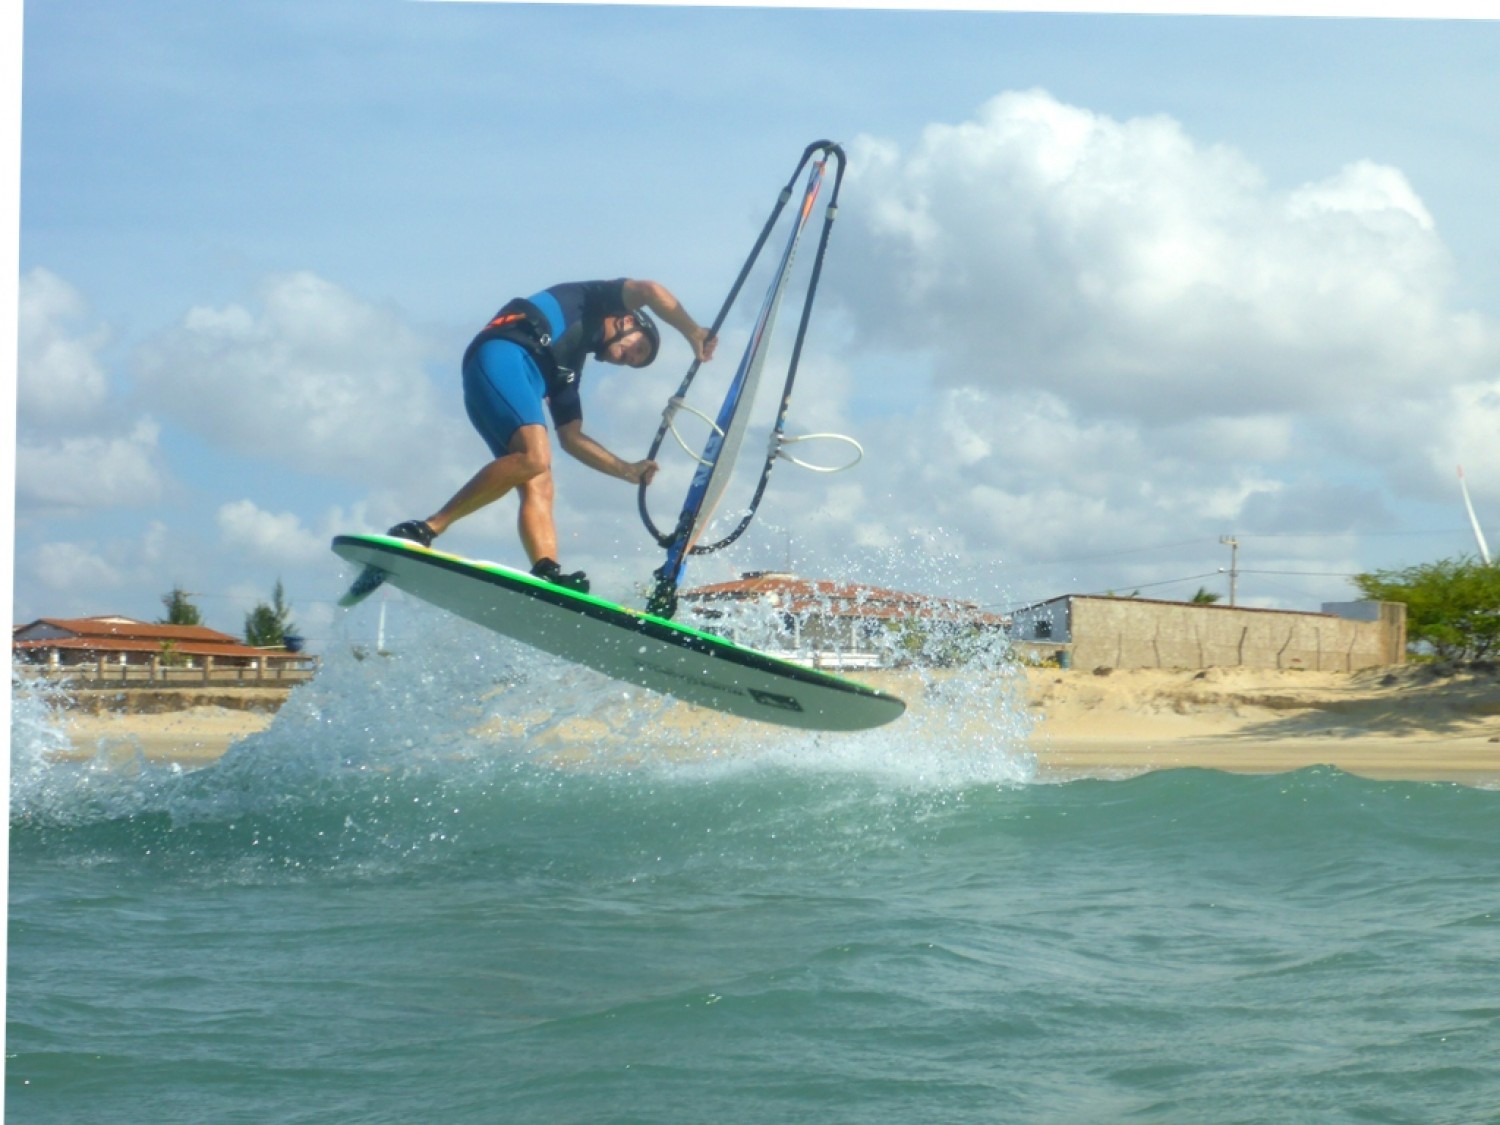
<box><xmin>1442</xmin><ymin>381</ymin><xmax>1500</xmax><ymax>485</ymax></box>
<box><xmin>16</xmin><ymin>268</ymin><xmax>112</xmax><ymax>432</ymax></box>
<box><xmin>13</xmin><ymin>270</ymin><xmax>174</xmax><ymax>515</ymax></box>
<box><xmin>140</xmin><ymin>521</ymin><xmax>171</xmax><ymax>567</ymax></box>
<box><xmin>15</xmin><ymin>419</ymin><xmax>167</xmax><ymax>512</ymax></box>
<box><xmin>837</xmin><ymin>90</ymin><xmax>1500</xmax><ymax>427</ymax></box>
<box><xmin>132</xmin><ymin>271</ymin><xmax>463</xmax><ymax>484</ymax></box>
<box><xmin>24</xmin><ymin>541</ymin><xmax>124</xmax><ymax>596</ymax></box>
<box><xmin>216</xmin><ymin>499</ymin><xmax>327</xmax><ymax>564</ymax></box>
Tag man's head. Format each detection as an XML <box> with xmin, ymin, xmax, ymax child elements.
<box><xmin>596</xmin><ymin>309</ymin><xmax>661</xmax><ymax>368</ymax></box>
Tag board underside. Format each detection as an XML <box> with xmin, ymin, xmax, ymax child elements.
<box><xmin>332</xmin><ymin>535</ymin><xmax>906</xmax><ymax>732</ymax></box>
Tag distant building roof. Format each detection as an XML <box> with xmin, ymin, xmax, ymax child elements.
<box><xmin>682</xmin><ymin>572</ymin><xmax>1008</xmax><ymax>627</ymax></box>
<box><xmin>16</xmin><ymin>615</ymin><xmax>234</xmax><ymax>642</ymax></box>
<box><xmin>12</xmin><ymin>615</ymin><xmax>296</xmax><ymax>662</ymax></box>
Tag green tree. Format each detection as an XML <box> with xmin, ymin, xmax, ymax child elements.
<box><xmin>1190</xmin><ymin>587</ymin><xmax>1222</xmax><ymax>604</ymax></box>
<box><xmin>888</xmin><ymin>617</ymin><xmax>987</xmax><ymax>668</ymax></box>
<box><xmin>1351</xmin><ymin>556</ymin><xmax>1500</xmax><ymax>662</ymax></box>
<box><xmin>244</xmin><ymin>579</ymin><xmax>298</xmax><ymax>649</ymax></box>
<box><xmin>158</xmin><ymin>586</ymin><xmax>203</xmax><ymax>626</ymax></box>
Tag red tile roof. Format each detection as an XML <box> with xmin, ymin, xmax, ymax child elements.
<box><xmin>12</xmin><ymin>636</ymin><xmax>297</xmax><ymax>661</ymax></box>
<box><xmin>17</xmin><ymin>615</ymin><xmax>245</xmax><ymax>643</ymax></box>
<box><xmin>12</xmin><ymin>616</ymin><xmax>298</xmax><ymax>661</ymax></box>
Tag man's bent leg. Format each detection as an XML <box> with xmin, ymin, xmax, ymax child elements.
<box><xmin>516</xmin><ymin>468</ymin><xmax>557</xmax><ymax>565</ymax></box>
<box><xmin>425</xmin><ymin>425</ymin><xmax>550</xmax><ymax>536</ymax></box>
<box><xmin>516</xmin><ymin>471</ymin><xmax>589</xmax><ymax>591</ymax></box>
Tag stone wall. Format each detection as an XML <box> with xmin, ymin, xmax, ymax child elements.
<box><xmin>1067</xmin><ymin>597</ymin><xmax>1406</xmax><ymax>672</ymax></box>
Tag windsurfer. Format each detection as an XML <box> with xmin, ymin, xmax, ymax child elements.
<box><xmin>388</xmin><ymin>278</ymin><xmax>716</xmax><ymax>592</ymax></box>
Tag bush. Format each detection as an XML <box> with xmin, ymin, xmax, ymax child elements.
<box><xmin>1352</xmin><ymin>556</ymin><xmax>1500</xmax><ymax>662</ymax></box>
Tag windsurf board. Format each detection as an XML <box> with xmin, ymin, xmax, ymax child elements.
<box><xmin>332</xmin><ymin>533</ymin><xmax>906</xmax><ymax>732</ymax></box>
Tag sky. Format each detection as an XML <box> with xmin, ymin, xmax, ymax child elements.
<box><xmin>9</xmin><ymin>0</ymin><xmax>1500</xmax><ymax>656</ymax></box>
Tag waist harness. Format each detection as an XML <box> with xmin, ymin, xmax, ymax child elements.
<box><xmin>465</xmin><ymin>298</ymin><xmax>563</xmax><ymax>391</ymax></box>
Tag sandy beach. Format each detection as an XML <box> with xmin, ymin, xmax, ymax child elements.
<box><xmin>1009</xmin><ymin>664</ymin><xmax>1500</xmax><ymax>785</ymax></box>
<box><xmin>53</xmin><ymin>664</ymin><xmax>1500</xmax><ymax>784</ymax></box>
<box><xmin>52</xmin><ymin>688</ymin><xmax>288</xmax><ymax>769</ymax></box>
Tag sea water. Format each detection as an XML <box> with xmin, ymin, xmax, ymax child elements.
<box><xmin>8</xmin><ymin>603</ymin><xmax>1500</xmax><ymax>1124</ymax></box>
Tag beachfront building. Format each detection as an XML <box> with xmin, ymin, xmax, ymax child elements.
<box><xmin>12</xmin><ymin>615</ymin><xmax>315</xmax><ymax>684</ymax></box>
<box><xmin>679</xmin><ymin>572</ymin><xmax>1009</xmax><ymax>670</ymax></box>
<box><xmin>1007</xmin><ymin>595</ymin><xmax>1407</xmax><ymax>672</ymax></box>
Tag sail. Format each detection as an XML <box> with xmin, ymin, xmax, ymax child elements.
<box><xmin>640</xmin><ymin>142</ymin><xmax>847</xmax><ymax>617</ymax></box>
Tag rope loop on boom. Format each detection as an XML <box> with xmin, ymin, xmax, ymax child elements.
<box><xmin>663</xmin><ymin>397</ymin><xmax>727</xmax><ymax>467</ymax></box>
<box><xmin>773</xmin><ymin>431</ymin><xmax>864</xmax><ymax>473</ymax></box>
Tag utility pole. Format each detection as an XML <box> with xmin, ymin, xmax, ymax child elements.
<box><xmin>1219</xmin><ymin>535</ymin><xmax>1239</xmax><ymax>606</ymax></box>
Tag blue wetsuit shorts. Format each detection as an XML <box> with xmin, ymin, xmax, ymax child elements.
<box><xmin>462</xmin><ymin>338</ymin><xmax>547</xmax><ymax>457</ymax></box>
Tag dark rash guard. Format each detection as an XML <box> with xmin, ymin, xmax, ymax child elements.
<box><xmin>465</xmin><ymin>279</ymin><xmax>631</xmax><ymax>429</ymax></box>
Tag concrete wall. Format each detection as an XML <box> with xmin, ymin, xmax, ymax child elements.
<box><xmin>1065</xmin><ymin>597</ymin><xmax>1406</xmax><ymax>672</ymax></box>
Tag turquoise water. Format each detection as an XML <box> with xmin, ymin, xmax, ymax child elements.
<box><xmin>9</xmin><ymin>608</ymin><xmax>1500</xmax><ymax>1123</ymax></box>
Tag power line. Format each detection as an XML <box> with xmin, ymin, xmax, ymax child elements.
<box><xmin>1077</xmin><ymin>570</ymin><xmax>1226</xmax><ymax>597</ymax></box>
<box><xmin>997</xmin><ymin>537</ymin><xmax>1217</xmax><ymax>569</ymax></box>
<box><xmin>1238</xmin><ymin>568</ymin><xmax>1361</xmax><ymax>578</ymax></box>
<box><xmin>998</xmin><ymin>570</ymin><xmax>1226</xmax><ymax>611</ymax></box>
<box><xmin>1238</xmin><ymin>528</ymin><xmax>1474</xmax><ymax>540</ymax></box>
<box><xmin>996</xmin><ymin>527</ymin><xmax>1476</xmax><ymax>572</ymax></box>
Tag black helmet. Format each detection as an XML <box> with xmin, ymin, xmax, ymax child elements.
<box><xmin>596</xmin><ymin>308</ymin><xmax>660</xmax><ymax>367</ymax></box>
<box><xmin>632</xmin><ymin>308</ymin><xmax>661</xmax><ymax>366</ymax></box>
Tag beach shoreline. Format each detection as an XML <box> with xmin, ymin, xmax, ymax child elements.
<box><xmin>1005</xmin><ymin>663</ymin><xmax>1500</xmax><ymax>784</ymax></box>
<box><xmin>46</xmin><ymin>664</ymin><xmax>1500</xmax><ymax>784</ymax></box>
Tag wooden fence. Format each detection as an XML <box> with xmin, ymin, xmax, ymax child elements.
<box><xmin>15</xmin><ymin>656</ymin><xmax>320</xmax><ymax>689</ymax></box>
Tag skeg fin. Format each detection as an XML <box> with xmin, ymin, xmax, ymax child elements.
<box><xmin>339</xmin><ymin>564</ymin><xmax>388</xmax><ymax>607</ymax></box>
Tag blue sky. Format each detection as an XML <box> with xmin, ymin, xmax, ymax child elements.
<box><xmin>10</xmin><ymin>1</ymin><xmax>1500</xmax><ymax>653</ymax></box>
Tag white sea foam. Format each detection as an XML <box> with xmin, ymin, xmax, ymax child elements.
<box><xmin>9</xmin><ymin>586</ymin><xmax>1038</xmax><ymax>833</ymax></box>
